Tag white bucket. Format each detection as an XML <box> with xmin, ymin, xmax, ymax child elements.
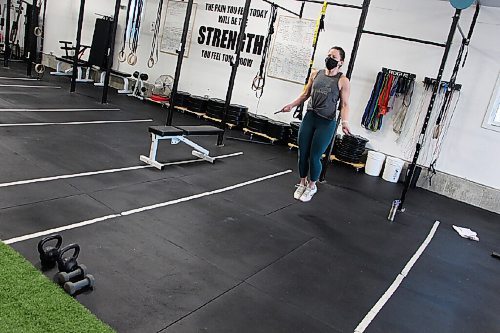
<box><xmin>382</xmin><ymin>157</ymin><xmax>405</xmax><ymax>183</ymax></box>
<box><xmin>365</xmin><ymin>151</ymin><xmax>386</xmax><ymax>177</ymax></box>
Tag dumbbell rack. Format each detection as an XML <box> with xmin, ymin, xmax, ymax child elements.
<box><xmin>203</xmin><ymin>115</ymin><xmax>237</xmax><ymax>130</ymax></box>
<box><xmin>330</xmin><ymin>155</ymin><xmax>365</xmax><ymax>172</ymax></box>
<box><xmin>174</xmin><ymin>106</ymin><xmax>205</xmax><ymax>119</ymax></box>
<box><xmin>288</xmin><ymin>143</ymin><xmax>365</xmax><ymax>172</ymax></box>
<box><xmin>243</xmin><ymin>128</ymin><xmax>278</xmax><ymax>144</ymax></box>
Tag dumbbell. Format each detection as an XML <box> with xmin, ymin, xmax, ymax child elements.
<box><xmin>37</xmin><ymin>234</ymin><xmax>63</xmax><ymax>270</ymax></box>
<box><xmin>64</xmin><ymin>274</ymin><xmax>95</xmax><ymax>296</ymax></box>
<box><xmin>56</xmin><ymin>264</ymin><xmax>87</xmax><ymax>284</ymax></box>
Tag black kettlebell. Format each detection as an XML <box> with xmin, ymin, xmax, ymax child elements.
<box><xmin>57</xmin><ymin>243</ymin><xmax>80</xmax><ymax>273</ymax></box>
<box><xmin>37</xmin><ymin>234</ymin><xmax>63</xmax><ymax>269</ymax></box>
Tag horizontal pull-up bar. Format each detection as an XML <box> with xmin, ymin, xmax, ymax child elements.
<box><xmin>293</xmin><ymin>0</ymin><xmax>363</xmax><ymax>10</ymax></box>
<box><xmin>263</xmin><ymin>0</ymin><xmax>302</xmax><ymax>17</ymax></box>
<box><xmin>362</xmin><ymin>30</ymin><xmax>446</xmax><ymax>47</ymax></box>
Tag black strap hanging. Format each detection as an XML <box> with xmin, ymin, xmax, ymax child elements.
<box><xmin>0</xmin><ymin>4</ymin><xmax>5</xmax><ymax>30</ymax></box>
<box><xmin>293</xmin><ymin>1</ymin><xmax>327</xmax><ymax>120</ymax></box>
<box><xmin>148</xmin><ymin>0</ymin><xmax>164</xmax><ymax>68</ymax></box>
<box><xmin>251</xmin><ymin>4</ymin><xmax>277</xmax><ymax>98</ymax></box>
<box><xmin>34</xmin><ymin>0</ymin><xmax>48</xmax><ymax>74</ymax></box>
<box><xmin>119</xmin><ymin>0</ymin><xmax>133</xmax><ymax>62</ymax></box>
<box><xmin>9</xmin><ymin>2</ymin><xmax>23</xmax><ymax>43</ymax></box>
<box><xmin>127</xmin><ymin>0</ymin><xmax>144</xmax><ymax>66</ymax></box>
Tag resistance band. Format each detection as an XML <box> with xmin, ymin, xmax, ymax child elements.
<box><xmin>293</xmin><ymin>1</ymin><xmax>327</xmax><ymax>120</ymax></box>
<box><xmin>251</xmin><ymin>3</ymin><xmax>278</xmax><ymax>98</ymax></box>
<box><xmin>148</xmin><ymin>0</ymin><xmax>164</xmax><ymax>68</ymax></box>
<box><xmin>361</xmin><ymin>69</ymin><xmax>415</xmax><ymax>132</ymax></box>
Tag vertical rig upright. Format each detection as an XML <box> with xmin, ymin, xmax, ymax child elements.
<box><xmin>217</xmin><ymin>0</ymin><xmax>252</xmax><ymax>146</ymax></box>
<box><xmin>70</xmin><ymin>0</ymin><xmax>86</xmax><ymax>93</ymax></box>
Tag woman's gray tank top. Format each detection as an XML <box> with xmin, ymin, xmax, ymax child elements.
<box><xmin>307</xmin><ymin>70</ymin><xmax>342</xmax><ymax>120</ymax></box>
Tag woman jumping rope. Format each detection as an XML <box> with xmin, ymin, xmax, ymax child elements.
<box><xmin>282</xmin><ymin>46</ymin><xmax>351</xmax><ymax>202</ymax></box>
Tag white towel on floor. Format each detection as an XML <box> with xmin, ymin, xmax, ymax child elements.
<box><xmin>452</xmin><ymin>225</ymin><xmax>479</xmax><ymax>242</ymax></box>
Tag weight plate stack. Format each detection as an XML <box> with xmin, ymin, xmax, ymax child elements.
<box><xmin>225</xmin><ymin>104</ymin><xmax>249</xmax><ymax>128</ymax></box>
<box><xmin>335</xmin><ymin>134</ymin><xmax>369</xmax><ymax>163</ymax></box>
<box><xmin>174</xmin><ymin>91</ymin><xmax>190</xmax><ymax>108</ymax></box>
<box><xmin>206</xmin><ymin>98</ymin><xmax>226</xmax><ymax>119</ymax></box>
<box><xmin>187</xmin><ymin>95</ymin><xmax>208</xmax><ymax>114</ymax></box>
<box><xmin>289</xmin><ymin>121</ymin><xmax>301</xmax><ymax>146</ymax></box>
<box><xmin>332</xmin><ymin>134</ymin><xmax>343</xmax><ymax>156</ymax></box>
<box><xmin>266</xmin><ymin>120</ymin><xmax>291</xmax><ymax>142</ymax></box>
<box><xmin>247</xmin><ymin>113</ymin><xmax>270</xmax><ymax>133</ymax></box>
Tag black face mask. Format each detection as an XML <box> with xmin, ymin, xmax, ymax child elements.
<box><xmin>325</xmin><ymin>57</ymin><xmax>339</xmax><ymax>70</ymax></box>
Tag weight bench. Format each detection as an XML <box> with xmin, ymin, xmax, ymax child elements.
<box><xmin>94</xmin><ymin>69</ymin><xmax>132</xmax><ymax>94</ymax></box>
<box><xmin>140</xmin><ymin>125</ymin><xmax>224</xmax><ymax>170</ymax></box>
<box><xmin>50</xmin><ymin>41</ymin><xmax>93</xmax><ymax>82</ymax></box>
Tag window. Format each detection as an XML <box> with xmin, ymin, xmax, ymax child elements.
<box><xmin>483</xmin><ymin>72</ymin><xmax>500</xmax><ymax>132</ymax></box>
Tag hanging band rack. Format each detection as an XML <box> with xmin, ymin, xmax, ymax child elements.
<box><xmin>381</xmin><ymin>67</ymin><xmax>416</xmax><ymax>79</ymax></box>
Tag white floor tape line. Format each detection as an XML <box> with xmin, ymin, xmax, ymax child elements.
<box><xmin>0</xmin><ymin>108</ymin><xmax>121</xmax><ymax>112</ymax></box>
<box><xmin>353</xmin><ymin>221</ymin><xmax>441</xmax><ymax>333</ymax></box>
<box><xmin>0</xmin><ymin>84</ymin><xmax>61</xmax><ymax>88</ymax></box>
<box><xmin>0</xmin><ymin>166</ymin><xmax>150</xmax><ymax>188</ymax></box>
<box><xmin>0</xmin><ymin>77</ymin><xmax>39</xmax><ymax>81</ymax></box>
<box><xmin>0</xmin><ymin>119</ymin><xmax>153</xmax><ymax>127</ymax></box>
<box><xmin>2</xmin><ymin>169</ymin><xmax>292</xmax><ymax>245</ymax></box>
<box><xmin>0</xmin><ymin>152</ymin><xmax>243</xmax><ymax>188</ymax></box>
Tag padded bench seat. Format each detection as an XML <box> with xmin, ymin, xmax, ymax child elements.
<box><xmin>93</xmin><ymin>67</ymin><xmax>132</xmax><ymax>94</ymax></box>
<box><xmin>56</xmin><ymin>57</ymin><xmax>88</xmax><ymax>66</ymax></box>
<box><xmin>110</xmin><ymin>69</ymin><xmax>131</xmax><ymax>78</ymax></box>
<box><xmin>174</xmin><ymin>125</ymin><xmax>224</xmax><ymax>136</ymax></box>
<box><xmin>148</xmin><ymin>126</ymin><xmax>184</xmax><ymax>137</ymax></box>
<box><xmin>148</xmin><ymin>125</ymin><xmax>223</xmax><ymax>137</ymax></box>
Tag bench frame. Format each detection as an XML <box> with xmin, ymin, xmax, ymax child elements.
<box><xmin>50</xmin><ymin>41</ymin><xmax>93</xmax><ymax>82</ymax></box>
<box><xmin>51</xmin><ymin>59</ymin><xmax>93</xmax><ymax>82</ymax></box>
<box><xmin>94</xmin><ymin>71</ymin><xmax>132</xmax><ymax>94</ymax></box>
<box><xmin>140</xmin><ymin>132</ymin><xmax>216</xmax><ymax>170</ymax></box>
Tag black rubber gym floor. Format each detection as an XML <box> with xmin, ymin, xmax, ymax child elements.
<box><xmin>1</xmin><ymin>63</ymin><xmax>499</xmax><ymax>333</ymax></box>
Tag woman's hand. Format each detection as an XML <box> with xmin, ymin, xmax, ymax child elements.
<box><xmin>282</xmin><ymin>104</ymin><xmax>294</xmax><ymax>113</ymax></box>
<box><xmin>341</xmin><ymin>121</ymin><xmax>351</xmax><ymax>135</ymax></box>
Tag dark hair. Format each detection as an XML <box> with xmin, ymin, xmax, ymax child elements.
<box><xmin>331</xmin><ymin>46</ymin><xmax>346</xmax><ymax>61</ymax></box>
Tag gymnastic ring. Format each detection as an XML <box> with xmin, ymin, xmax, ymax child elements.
<box><xmin>118</xmin><ymin>50</ymin><xmax>126</xmax><ymax>63</ymax></box>
<box><xmin>147</xmin><ymin>57</ymin><xmax>155</xmax><ymax>68</ymax></box>
<box><xmin>128</xmin><ymin>53</ymin><xmax>137</xmax><ymax>66</ymax></box>
<box><xmin>252</xmin><ymin>76</ymin><xmax>264</xmax><ymax>90</ymax></box>
<box><xmin>34</xmin><ymin>27</ymin><xmax>42</xmax><ymax>37</ymax></box>
<box><xmin>35</xmin><ymin>63</ymin><xmax>45</xmax><ymax>74</ymax></box>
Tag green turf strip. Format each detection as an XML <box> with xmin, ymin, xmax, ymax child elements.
<box><xmin>0</xmin><ymin>241</ymin><xmax>115</xmax><ymax>333</ymax></box>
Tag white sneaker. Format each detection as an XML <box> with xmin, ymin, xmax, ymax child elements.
<box><xmin>294</xmin><ymin>183</ymin><xmax>307</xmax><ymax>200</ymax></box>
<box><xmin>299</xmin><ymin>186</ymin><xmax>318</xmax><ymax>202</ymax></box>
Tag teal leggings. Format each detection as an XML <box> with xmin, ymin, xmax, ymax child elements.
<box><xmin>298</xmin><ymin>111</ymin><xmax>337</xmax><ymax>181</ymax></box>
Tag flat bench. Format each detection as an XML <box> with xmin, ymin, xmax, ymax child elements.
<box><xmin>50</xmin><ymin>41</ymin><xmax>92</xmax><ymax>82</ymax></box>
<box><xmin>94</xmin><ymin>68</ymin><xmax>132</xmax><ymax>94</ymax></box>
<box><xmin>140</xmin><ymin>125</ymin><xmax>224</xmax><ymax>170</ymax></box>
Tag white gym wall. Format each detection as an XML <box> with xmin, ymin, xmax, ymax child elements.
<box><xmin>41</xmin><ymin>0</ymin><xmax>500</xmax><ymax>192</ymax></box>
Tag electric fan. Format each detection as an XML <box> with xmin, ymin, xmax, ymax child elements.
<box><xmin>150</xmin><ymin>75</ymin><xmax>174</xmax><ymax>102</ymax></box>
